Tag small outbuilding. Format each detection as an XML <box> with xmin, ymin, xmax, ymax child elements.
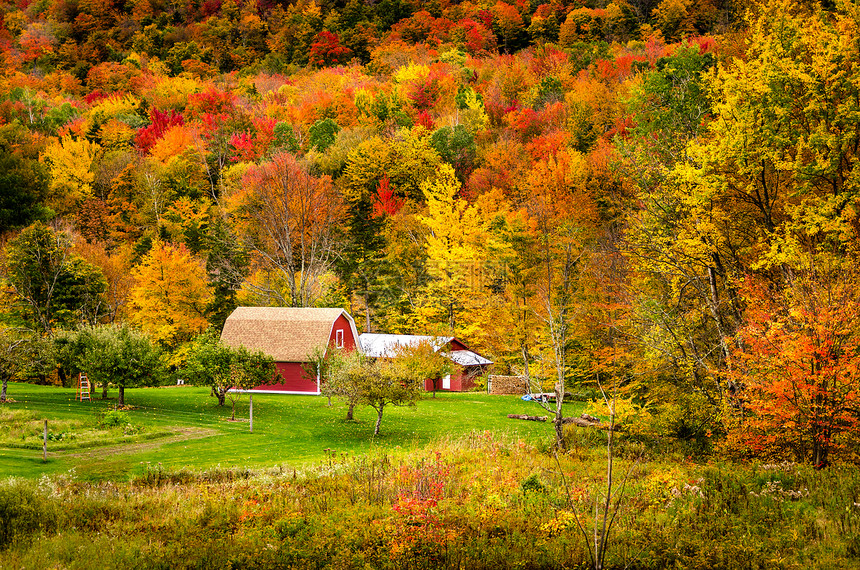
<box><xmin>221</xmin><ymin>307</ymin><xmax>359</xmax><ymax>394</ymax></box>
<box><xmin>359</xmin><ymin>333</ymin><xmax>493</xmax><ymax>392</ymax></box>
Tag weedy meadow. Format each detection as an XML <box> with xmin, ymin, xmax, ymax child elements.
<box><xmin>3</xmin><ymin>429</ymin><xmax>860</xmax><ymax>569</ymax></box>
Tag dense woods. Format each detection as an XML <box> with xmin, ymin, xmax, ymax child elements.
<box><xmin>1</xmin><ymin>0</ymin><xmax>860</xmax><ymax>466</ymax></box>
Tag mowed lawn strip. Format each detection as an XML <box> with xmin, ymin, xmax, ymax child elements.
<box><xmin>1</xmin><ymin>383</ymin><xmax>584</xmax><ymax>480</ymax></box>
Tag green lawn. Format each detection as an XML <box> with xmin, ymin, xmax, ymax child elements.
<box><xmin>0</xmin><ymin>382</ymin><xmax>584</xmax><ymax>480</ymax></box>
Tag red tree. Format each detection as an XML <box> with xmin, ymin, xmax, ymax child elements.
<box><xmin>726</xmin><ymin>268</ymin><xmax>860</xmax><ymax>467</ymax></box>
<box><xmin>309</xmin><ymin>31</ymin><xmax>352</xmax><ymax>67</ymax></box>
<box><xmin>136</xmin><ymin>109</ymin><xmax>185</xmax><ymax>154</ymax></box>
<box><xmin>372</xmin><ymin>175</ymin><xmax>404</xmax><ymax>218</ymax></box>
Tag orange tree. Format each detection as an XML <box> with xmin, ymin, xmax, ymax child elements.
<box><xmin>725</xmin><ymin>265</ymin><xmax>860</xmax><ymax>467</ymax></box>
<box><xmin>229</xmin><ymin>151</ymin><xmax>344</xmax><ymax>308</ymax></box>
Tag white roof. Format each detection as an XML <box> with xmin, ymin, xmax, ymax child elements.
<box><xmin>450</xmin><ymin>349</ymin><xmax>493</xmax><ymax>367</ymax></box>
<box><xmin>358</xmin><ymin>333</ymin><xmax>492</xmax><ymax>367</ymax></box>
<box><xmin>359</xmin><ymin>334</ymin><xmax>452</xmax><ymax>357</ymax></box>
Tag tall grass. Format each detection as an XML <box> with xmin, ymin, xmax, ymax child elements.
<box><xmin>2</xmin><ymin>431</ymin><xmax>860</xmax><ymax>569</ymax></box>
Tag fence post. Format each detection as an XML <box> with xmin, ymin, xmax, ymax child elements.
<box><xmin>43</xmin><ymin>419</ymin><xmax>47</xmax><ymax>462</ymax></box>
<box><xmin>249</xmin><ymin>394</ymin><xmax>253</xmax><ymax>433</ymax></box>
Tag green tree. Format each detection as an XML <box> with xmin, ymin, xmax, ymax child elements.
<box><xmin>0</xmin><ymin>124</ymin><xmax>51</xmax><ymax>234</ymax></box>
<box><xmin>184</xmin><ymin>329</ymin><xmax>276</xmax><ymax>417</ymax></box>
<box><xmin>76</xmin><ymin>323</ymin><xmax>164</xmax><ymax>406</ymax></box>
<box><xmin>329</xmin><ymin>350</ymin><xmax>425</xmax><ymax>435</ymax></box>
<box><xmin>205</xmin><ymin>221</ymin><xmax>249</xmax><ymax>330</ymax></box>
<box><xmin>429</xmin><ymin>125</ymin><xmax>476</xmax><ymax>182</ymax></box>
<box><xmin>309</xmin><ymin>344</ymin><xmax>364</xmax><ymax>419</ymax></box>
<box><xmin>308</xmin><ymin>118</ymin><xmax>340</xmax><ymax>152</ymax></box>
<box><xmin>0</xmin><ymin>329</ymin><xmax>45</xmax><ymax>402</ymax></box>
<box><xmin>334</xmin><ymin>189</ymin><xmax>388</xmax><ymax>333</ymax></box>
<box><xmin>627</xmin><ymin>46</ymin><xmax>714</xmax><ymax>163</ymax></box>
<box><xmin>3</xmin><ymin>222</ymin><xmax>107</xmax><ymax>335</ymax></box>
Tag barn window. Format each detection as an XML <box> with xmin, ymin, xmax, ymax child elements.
<box><xmin>335</xmin><ymin>329</ymin><xmax>344</xmax><ymax>348</ymax></box>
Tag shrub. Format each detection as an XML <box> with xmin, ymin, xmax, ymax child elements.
<box><xmin>0</xmin><ymin>480</ymin><xmax>57</xmax><ymax>549</ymax></box>
<box><xmin>99</xmin><ymin>409</ymin><xmax>129</xmax><ymax>427</ymax></box>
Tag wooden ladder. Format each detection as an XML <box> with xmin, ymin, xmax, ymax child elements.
<box><xmin>78</xmin><ymin>373</ymin><xmax>90</xmax><ymax>401</ymax></box>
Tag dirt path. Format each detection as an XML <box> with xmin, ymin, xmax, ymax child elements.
<box><xmin>51</xmin><ymin>427</ymin><xmax>219</xmax><ymax>460</ymax></box>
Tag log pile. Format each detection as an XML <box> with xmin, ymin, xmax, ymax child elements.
<box><xmin>507</xmin><ymin>413</ymin><xmax>603</xmax><ymax>428</ymax></box>
<box><xmin>561</xmin><ymin>413</ymin><xmax>602</xmax><ymax>428</ymax></box>
<box><xmin>489</xmin><ymin>375</ymin><xmax>528</xmax><ymax>395</ymax></box>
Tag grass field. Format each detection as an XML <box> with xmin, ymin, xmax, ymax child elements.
<box><xmin>6</xmin><ymin>384</ymin><xmax>860</xmax><ymax>568</ymax></box>
<box><xmin>0</xmin><ymin>382</ymin><xmax>583</xmax><ymax>481</ymax></box>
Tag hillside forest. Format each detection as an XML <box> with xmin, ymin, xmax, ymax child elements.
<box><xmin>1</xmin><ymin>0</ymin><xmax>859</xmax><ymax>465</ymax></box>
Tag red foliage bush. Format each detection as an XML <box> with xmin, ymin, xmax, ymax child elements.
<box><xmin>309</xmin><ymin>31</ymin><xmax>352</xmax><ymax>67</ymax></box>
<box><xmin>136</xmin><ymin>108</ymin><xmax>185</xmax><ymax>154</ymax></box>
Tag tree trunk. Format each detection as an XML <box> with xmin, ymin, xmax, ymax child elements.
<box><xmin>346</xmin><ymin>402</ymin><xmax>355</xmax><ymax>420</ymax></box>
<box><xmin>1</xmin><ymin>378</ymin><xmax>7</xmax><ymax>402</ymax></box>
<box><xmin>215</xmin><ymin>388</ymin><xmax>226</xmax><ymax>406</ymax></box>
<box><xmin>554</xmin><ymin>382</ymin><xmax>565</xmax><ymax>450</ymax></box>
<box><xmin>102</xmin><ymin>380</ymin><xmax>108</xmax><ymax>400</ymax></box>
<box><xmin>118</xmin><ymin>386</ymin><xmax>125</xmax><ymax>407</ymax></box>
<box><xmin>365</xmin><ymin>289</ymin><xmax>371</xmax><ymax>333</ymax></box>
<box><xmin>373</xmin><ymin>404</ymin><xmax>384</xmax><ymax>435</ymax></box>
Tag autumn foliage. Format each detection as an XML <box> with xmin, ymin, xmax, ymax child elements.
<box><xmin>725</xmin><ymin>267</ymin><xmax>860</xmax><ymax>467</ymax></box>
<box><xmin>2</xmin><ymin>0</ymin><xmax>860</xmax><ymax>465</ymax></box>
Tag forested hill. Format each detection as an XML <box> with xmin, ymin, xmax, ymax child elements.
<box><xmin>2</xmin><ymin>0</ymin><xmax>860</xmax><ymax>464</ymax></box>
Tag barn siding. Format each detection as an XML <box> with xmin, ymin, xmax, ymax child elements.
<box><xmin>329</xmin><ymin>314</ymin><xmax>358</xmax><ymax>351</ymax></box>
<box><xmin>423</xmin><ymin>369</ymin><xmax>478</xmax><ymax>392</ymax></box>
<box><xmin>252</xmin><ymin>362</ymin><xmax>318</xmax><ymax>393</ymax></box>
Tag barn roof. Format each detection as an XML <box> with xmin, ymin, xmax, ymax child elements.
<box><xmin>449</xmin><ymin>350</ymin><xmax>493</xmax><ymax>367</ymax></box>
<box><xmin>221</xmin><ymin>307</ymin><xmax>357</xmax><ymax>362</ymax></box>
<box><xmin>359</xmin><ymin>333</ymin><xmax>493</xmax><ymax>366</ymax></box>
<box><xmin>360</xmin><ymin>333</ymin><xmax>451</xmax><ymax>357</ymax></box>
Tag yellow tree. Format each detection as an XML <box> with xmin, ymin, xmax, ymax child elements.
<box><xmin>128</xmin><ymin>241</ymin><xmax>213</xmax><ymax>349</ymax></box>
<box><xmin>685</xmin><ymin>0</ymin><xmax>860</xmax><ymax>256</ymax></box>
<box><xmin>417</xmin><ymin>164</ymin><xmax>512</xmax><ymax>336</ymax></box>
<box><xmin>41</xmin><ymin>135</ymin><xmax>101</xmax><ymax>216</ymax></box>
<box><xmin>619</xmin><ymin>43</ymin><xmax>740</xmax><ymax>423</ymax></box>
<box><xmin>620</xmin><ymin>0</ymin><xmax>860</xmax><ymax>445</ymax></box>
<box><xmin>341</xmin><ymin>132</ymin><xmax>442</xmax><ymax>206</ymax></box>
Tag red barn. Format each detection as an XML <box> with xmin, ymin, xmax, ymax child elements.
<box><xmin>359</xmin><ymin>334</ymin><xmax>493</xmax><ymax>392</ymax></box>
<box><xmin>220</xmin><ymin>307</ymin><xmax>359</xmax><ymax>394</ymax></box>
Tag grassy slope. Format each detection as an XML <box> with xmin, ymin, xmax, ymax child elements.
<box><xmin>0</xmin><ymin>382</ymin><xmax>583</xmax><ymax>480</ymax></box>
